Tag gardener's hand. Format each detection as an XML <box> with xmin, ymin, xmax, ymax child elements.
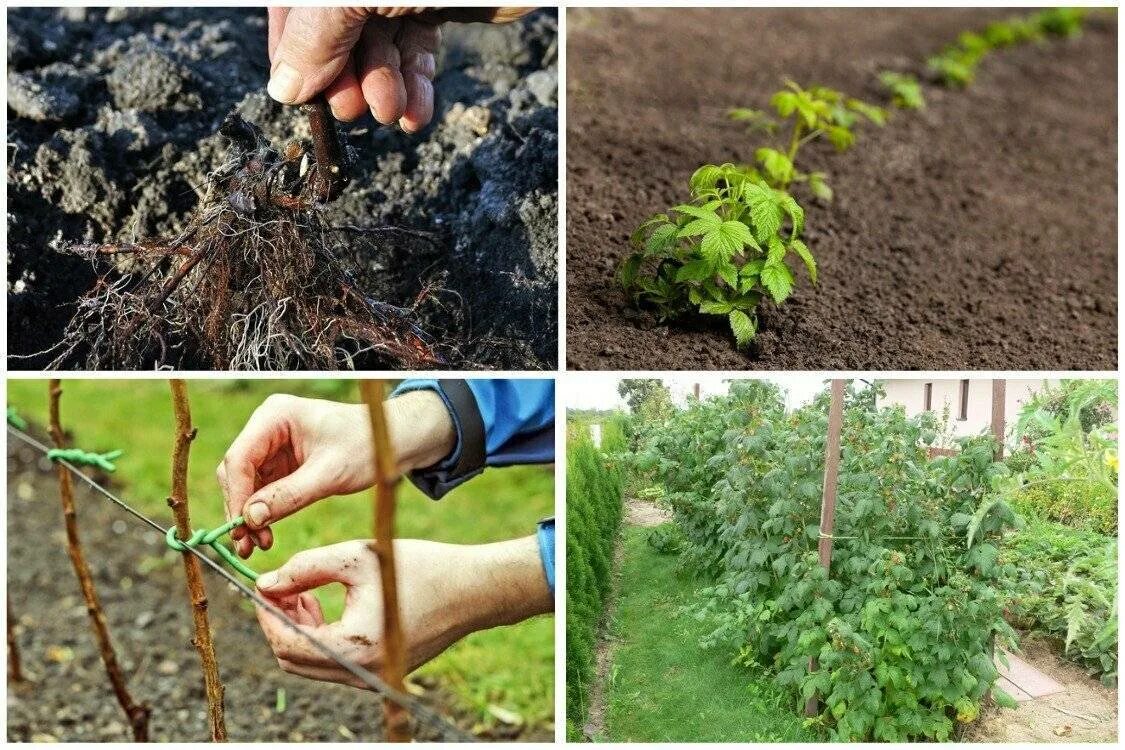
<box><xmin>218</xmin><ymin>392</ymin><xmax>455</xmax><ymax>558</ymax></box>
<box><xmin>266</xmin><ymin>7</ymin><xmax>531</xmax><ymax>131</ymax></box>
<box><xmin>254</xmin><ymin>536</ymin><xmax>553</xmax><ymax>683</ymax></box>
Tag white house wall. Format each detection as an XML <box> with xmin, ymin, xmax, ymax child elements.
<box><xmin>877</xmin><ymin>379</ymin><xmax>1058</xmax><ymax>442</ymax></box>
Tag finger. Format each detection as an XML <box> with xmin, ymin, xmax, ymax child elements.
<box><xmin>396</xmin><ymin>20</ymin><xmax>439</xmax><ymax>132</ymax></box>
<box><xmin>256</xmin><ymin>542</ymin><xmax>369</xmax><ymax>597</ymax></box>
<box><xmin>267</xmin><ymin>7</ymin><xmax>290</xmax><ymax>63</ymax></box>
<box><xmin>357</xmin><ymin>20</ymin><xmax>407</xmax><ymax>125</ymax></box>
<box><xmin>241</xmin><ymin>459</ymin><xmax>333</xmax><ymax>531</ymax></box>
<box><xmin>221</xmin><ymin>403</ymin><xmax>287</xmax><ymax>525</ymax></box>
<box><xmin>323</xmin><ymin>57</ymin><xmax>367</xmax><ymax>122</ymax></box>
<box><xmin>257</xmin><ymin>605</ymin><xmax>345</xmax><ymax>666</ymax></box>
<box><xmin>422</xmin><ymin>8</ymin><xmax>533</xmax><ymax>24</ymax></box>
<box><xmin>295</xmin><ymin>592</ymin><xmax>326</xmax><ymax>626</ymax></box>
<box><xmin>276</xmin><ymin>658</ymin><xmax>368</xmax><ymax>689</ymax></box>
<box><xmin>268</xmin><ymin>7</ymin><xmax>372</xmax><ymax>104</ymax></box>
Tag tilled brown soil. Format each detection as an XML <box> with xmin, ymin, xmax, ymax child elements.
<box><xmin>6</xmin><ymin>435</ymin><xmax>547</xmax><ymax>742</ymax></box>
<box><xmin>566</xmin><ymin>8</ymin><xmax>1117</xmax><ymax>370</ymax></box>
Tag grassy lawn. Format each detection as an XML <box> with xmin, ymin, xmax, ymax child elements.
<box><xmin>602</xmin><ymin>524</ymin><xmax>814</xmax><ymax>742</ymax></box>
<box><xmin>6</xmin><ymin>378</ymin><xmax>554</xmax><ymax>729</ymax></box>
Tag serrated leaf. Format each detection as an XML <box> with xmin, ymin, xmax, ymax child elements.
<box><xmin>618</xmin><ymin>253</ymin><xmax>643</xmax><ymax>289</ymax></box>
<box><xmin>825</xmin><ymin>125</ymin><xmax>855</xmax><ymax>151</ymax></box>
<box><xmin>743</xmin><ymin>183</ymin><xmax>782</xmax><ymax>244</ymax></box>
<box><xmin>699</xmin><ymin>300</ymin><xmax>733</xmax><ymax>315</ymax></box>
<box><xmin>766</xmin><ymin>235</ymin><xmax>786</xmax><ymax>265</ymax></box>
<box><xmin>678</xmin><ymin>217</ymin><xmax>720</xmax><ymax>238</ymax></box>
<box><xmin>755</xmin><ymin>148</ymin><xmax>794</xmax><ymax>187</ymax></box>
<box><xmin>808</xmin><ymin>172</ymin><xmax>834</xmax><ymax>202</ymax></box>
<box><xmin>729</xmin><ymin>309</ymin><xmax>756</xmax><ymax>347</ymax></box>
<box><xmin>689</xmin><ymin>165</ymin><xmax>723</xmax><ymax>194</ymax></box>
<box><xmin>672</xmin><ymin>204</ymin><xmax>719</xmax><ymax>221</ymax></box>
<box><xmin>771</xmin><ymin>91</ymin><xmax>798</xmax><ymax>118</ymax></box>
<box><xmin>790</xmin><ymin>239</ymin><xmax>817</xmax><ymax>284</ymax></box>
<box><xmin>645</xmin><ymin>223</ymin><xmax>680</xmax><ymax>254</ymax></box>
<box><xmin>779</xmin><ymin>194</ymin><xmax>804</xmax><ymax>239</ymax></box>
<box><xmin>760</xmin><ymin>261</ymin><xmax>794</xmax><ymax>304</ymax></box>
<box><xmin>847</xmin><ymin>98</ymin><xmax>887</xmax><ymax>126</ymax></box>
<box><xmin>675</xmin><ymin>260</ymin><xmax>712</xmax><ymax>283</ymax></box>
<box><xmin>701</xmin><ymin>223</ymin><xmax>746</xmax><ymax>267</ymax></box>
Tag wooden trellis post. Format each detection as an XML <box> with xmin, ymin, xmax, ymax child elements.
<box><xmin>991</xmin><ymin>379</ymin><xmax>1006</xmax><ymax>461</ymax></box>
<box><xmin>359</xmin><ymin>381</ymin><xmax>411</xmax><ymax>742</ymax></box>
<box><xmin>806</xmin><ymin>378</ymin><xmax>845</xmax><ymax>717</ymax></box>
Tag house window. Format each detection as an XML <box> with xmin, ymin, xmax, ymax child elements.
<box><xmin>923</xmin><ymin>382</ymin><xmax>933</xmax><ymax>411</ymax></box>
<box><xmin>958</xmin><ymin>379</ymin><xmax>969</xmax><ymax>421</ymax></box>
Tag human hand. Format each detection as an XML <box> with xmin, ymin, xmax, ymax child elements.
<box><xmin>217</xmin><ymin>391</ymin><xmax>455</xmax><ymax>557</ymax></box>
<box><xmin>265</xmin><ymin>6</ymin><xmax>531</xmax><ymax>131</ymax></box>
<box><xmin>254</xmin><ymin>536</ymin><xmax>552</xmax><ymax>684</ymax></box>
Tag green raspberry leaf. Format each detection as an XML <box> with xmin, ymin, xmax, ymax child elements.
<box><xmin>699</xmin><ymin>300</ymin><xmax>734</xmax><ymax>315</ymax></box>
<box><xmin>761</xmin><ymin>261</ymin><xmax>795</xmax><ymax>304</ymax></box>
<box><xmin>743</xmin><ymin>182</ymin><xmax>782</xmax><ymax>244</ymax></box>
<box><xmin>790</xmin><ymin>239</ymin><xmax>818</xmax><ymax>284</ymax></box>
<box><xmin>729</xmin><ymin>309</ymin><xmax>756</xmax><ymax>348</ymax></box>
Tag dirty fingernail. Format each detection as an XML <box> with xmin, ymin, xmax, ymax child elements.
<box><xmin>246</xmin><ymin>501</ymin><xmax>270</xmax><ymax>527</ymax></box>
<box><xmin>267</xmin><ymin>62</ymin><xmax>302</xmax><ymax>103</ymax></box>
<box><xmin>257</xmin><ymin>571</ymin><xmax>278</xmax><ymax>590</ymax></box>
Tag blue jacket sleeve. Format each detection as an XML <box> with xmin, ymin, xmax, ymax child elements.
<box><xmin>391</xmin><ymin>379</ymin><xmax>555</xmax><ymax>499</ymax></box>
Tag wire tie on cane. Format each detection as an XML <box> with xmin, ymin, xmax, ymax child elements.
<box><xmin>165</xmin><ymin>515</ymin><xmax>260</xmax><ymax>581</ymax></box>
<box><xmin>48</xmin><ymin>447</ymin><xmax>124</xmax><ymax>472</ymax></box>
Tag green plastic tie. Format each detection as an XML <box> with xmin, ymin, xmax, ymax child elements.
<box><xmin>47</xmin><ymin>447</ymin><xmax>124</xmax><ymax>472</ymax></box>
<box><xmin>165</xmin><ymin>515</ymin><xmax>259</xmax><ymax>581</ymax></box>
<box><xmin>7</xmin><ymin>407</ymin><xmax>27</xmax><ymax>430</ymax></box>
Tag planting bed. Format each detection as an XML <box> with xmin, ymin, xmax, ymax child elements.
<box><xmin>8</xmin><ymin>7</ymin><xmax>558</xmax><ymax>370</ymax></box>
<box><xmin>6</xmin><ymin>437</ymin><xmax>548</xmax><ymax>741</ymax></box>
<box><xmin>567</xmin><ymin>8</ymin><xmax>1116</xmax><ymax>369</ymax></box>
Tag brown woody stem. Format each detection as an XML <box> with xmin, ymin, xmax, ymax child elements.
<box><xmin>168</xmin><ymin>380</ymin><xmax>228</xmax><ymax>742</ymax></box>
<box><xmin>7</xmin><ymin>597</ymin><xmax>23</xmax><ymax>683</ymax></box>
<box><xmin>304</xmin><ymin>96</ymin><xmax>348</xmax><ymax>203</ymax></box>
<box><xmin>48</xmin><ymin>380</ymin><xmax>151</xmax><ymax>740</ymax></box>
<box><xmin>359</xmin><ymin>380</ymin><xmax>411</xmax><ymax>742</ymax></box>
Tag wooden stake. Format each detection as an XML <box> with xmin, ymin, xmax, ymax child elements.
<box><xmin>805</xmin><ymin>378</ymin><xmax>845</xmax><ymax>718</ymax></box>
<box><xmin>358</xmin><ymin>380</ymin><xmax>411</xmax><ymax>742</ymax></box>
<box><xmin>991</xmin><ymin>379</ymin><xmax>1007</xmax><ymax>461</ymax></box>
<box><xmin>48</xmin><ymin>380</ymin><xmax>150</xmax><ymax>740</ymax></box>
<box><xmin>168</xmin><ymin>380</ymin><xmax>227</xmax><ymax>741</ymax></box>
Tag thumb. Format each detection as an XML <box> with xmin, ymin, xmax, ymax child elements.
<box><xmin>241</xmin><ymin>459</ymin><xmax>331</xmax><ymax>531</ymax></box>
<box><xmin>267</xmin><ymin>7</ymin><xmax>372</xmax><ymax>104</ymax></box>
<box><xmin>257</xmin><ymin>542</ymin><xmax>367</xmax><ymax>596</ymax></box>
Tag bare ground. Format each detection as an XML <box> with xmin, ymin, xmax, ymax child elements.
<box><xmin>968</xmin><ymin>637</ymin><xmax>1118</xmax><ymax>742</ymax></box>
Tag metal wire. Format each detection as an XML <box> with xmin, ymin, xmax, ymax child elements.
<box><xmin>7</xmin><ymin>425</ymin><xmax>474</xmax><ymax>742</ymax></box>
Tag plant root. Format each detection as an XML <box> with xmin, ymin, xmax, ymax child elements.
<box><xmin>49</xmin><ymin>114</ymin><xmax>443</xmax><ymax>370</ymax></box>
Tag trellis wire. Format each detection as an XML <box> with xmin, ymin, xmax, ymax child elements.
<box><xmin>7</xmin><ymin>425</ymin><xmax>473</xmax><ymax>742</ymax></box>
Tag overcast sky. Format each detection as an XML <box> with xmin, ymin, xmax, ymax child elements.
<box><xmin>563</xmin><ymin>375</ymin><xmax>856</xmax><ymax>413</ymax></box>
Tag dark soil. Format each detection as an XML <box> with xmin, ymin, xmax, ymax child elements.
<box><xmin>7</xmin><ymin>7</ymin><xmax>557</xmax><ymax>371</ymax></box>
<box><xmin>566</xmin><ymin>8</ymin><xmax>1117</xmax><ymax>370</ymax></box>
<box><xmin>6</xmin><ymin>436</ymin><xmax>550</xmax><ymax>742</ymax></box>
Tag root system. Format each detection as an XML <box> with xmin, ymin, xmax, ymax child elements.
<box><xmin>47</xmin><ymin>111</ymin><xmax>443</xmax><ymax>370</ymax></box>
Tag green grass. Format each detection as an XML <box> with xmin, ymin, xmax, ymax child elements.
<box><xmin>601</xmin><ymin>524</ymin><xmax>814</xmax><ymax>742</ymax></box>
<box><xmin>6</xmin><ymin>378</ymin><xmax>554</xmax><ymax>729</ymax></box>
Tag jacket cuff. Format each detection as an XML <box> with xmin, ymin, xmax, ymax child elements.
<box><xmin>392</xmin><ymin>379</ymin><xmax>487</xmax><ymax>499</ymax></box>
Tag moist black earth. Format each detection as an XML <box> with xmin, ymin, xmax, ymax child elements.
<box><xmin>6</xmin><ymin>434</ymin><xmax>550</xmax><ymax>742</ymax></box>
<box><xmin>566</xmin><ymin>8</ymin><xmax>1116</xmax><ymax>370</ymax></box>
<box><xmin>7</xmin><ymin>7</ymin><xmax>558</xmax><ymax>371</ymax></box>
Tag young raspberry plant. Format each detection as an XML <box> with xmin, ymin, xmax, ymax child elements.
<box><xmin>619</xmin><ymin>164</ymin><xmax>814</xmax><ymax>348</ymax></box>
<box><xmin>729</xmin><ymin>79</ymin><xmax>885</xmax><ymax>202</ymax></box>
<box><xmin>879</xmin><ymin>72</ymin><xmax>926</xmax><ymax>110</ymax></box>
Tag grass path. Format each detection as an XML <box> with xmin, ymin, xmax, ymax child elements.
<box><xmin>597</xmin><ymin>523</ymin><xmax>815</xmax><ymax>742</ymax></box>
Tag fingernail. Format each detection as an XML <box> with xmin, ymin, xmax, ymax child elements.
<box><xmin>267</xmin><ymin>62</ymin><xmax>302</xmax><ymax>103</ymax></box>
<box><xmin>246</xmin><ymin>501</ymin><xmax>270</xmax><ymax>527</ymax></box>
<box><xmin>257</xmin><ymin>571</ymin><xmax>278</xmax><ymax>590</ymax></box>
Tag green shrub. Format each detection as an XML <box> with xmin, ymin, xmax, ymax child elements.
<box><xmin>1004</xmin><ymin>519</ymin><xmax>1117</xmax><ymax>685</ymax></box>
<box><xmin>639</xmin><ymin>389</ymin><xmax>1021</xmax><ymax>741</ymax></box>
<box><xmin>565</xmin><ymin>432</ymin><xmax>624</xmax><ymax>735</ymax></box>
<box><xmin>1010</xmin><ymin>479</ymin><xmax>1116</xmax><ymax>535</ymax></box>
